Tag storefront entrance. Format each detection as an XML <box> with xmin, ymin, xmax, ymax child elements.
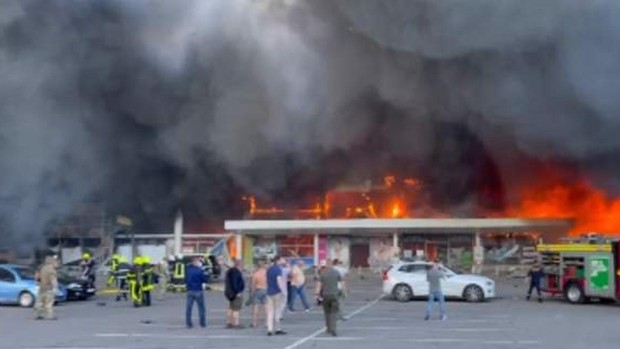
<box><xmin>400</xmin><ymin>234</ymin><xmax>473</xmax><ymax>270</ymax></box>
<box><xmin>350</xmin><ymin>243</ymin><xmax>370</xmax><ymax>267</ymax></box>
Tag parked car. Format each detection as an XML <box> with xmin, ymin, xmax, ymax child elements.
<box><xmin>57</xmin><ymin>266</ymin><xmax>96</xmax><ymax>301</ymax></box>
<box><xmin>383</xmin><ymin>261</ymin><xmax>496</xmax><ymax>303</ymax></box>
<box><xmin>0</xmin><ymin>264</ymin><xmax>68</xmax><ymax>307</ymax></box>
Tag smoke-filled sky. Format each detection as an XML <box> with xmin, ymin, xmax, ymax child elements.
<box><xmin>1</xmin><ymin>0</ymin><xmax>620</xmax><ymax>249</ymax></box>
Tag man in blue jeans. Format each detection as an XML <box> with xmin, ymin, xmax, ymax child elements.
<box><xmin>425</xmin><ymin>260</ymin><xmax>447</xmax><ymax>321</ymax></box>
<box><xmin>185</xmin><ymin>257</ymin><xmax>206</xmax><ymax>328</ymax></box>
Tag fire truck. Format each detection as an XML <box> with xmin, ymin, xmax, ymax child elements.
<box><xmin>537</xmin><ymin>235</ymin><xmax>620</xmax><ymax>304</ymax></box>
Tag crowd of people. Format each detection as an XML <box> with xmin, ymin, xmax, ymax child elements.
<box><xmin>33</xmin><ymin>253</ymin><xmax>549</xmax><ymax>337</ymax></box>
<box><xmin>184</xmin><ymin>255</ymin><xmax>348</xmax><ymax>336</ymax></box>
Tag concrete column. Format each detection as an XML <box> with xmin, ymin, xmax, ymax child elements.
<box><xmin>473</xmin><ymin>231</ymin><xmax>484</xmax><ymax>274</ymax></box>
<box><xmin>173</xmin><ymin>210</ymin><xmax>183</xmax><ymax>256</ymax></box>
<box><xmin>313</xmin><ymin>233</ymin><xmax>319</xmax><ymax>267</ymax></box>
<box><xmin>392</xmin><ymin>231</ymin><xmax>399</xmax><ymax>248</ymax></box>
<box><xmin>235</xmin><ymin>233</ymin><xmax>243</xmax><ymax>261</ymax></box>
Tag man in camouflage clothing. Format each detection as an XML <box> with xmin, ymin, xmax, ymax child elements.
<box><xmin>35</xmin><ymin>256</ymin><xmax>59</xmax><ymax>320</ymax></box>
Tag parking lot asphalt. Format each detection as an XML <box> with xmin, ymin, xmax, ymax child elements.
<box><xmin>1</xmin><ymin>277</ymin><xmax>619</xmax><ymax>349</ymax></box>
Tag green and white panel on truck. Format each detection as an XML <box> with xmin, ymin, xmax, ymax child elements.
<box><xmin>585</xmin><ymin>254</ymin><xmax>616</xmax><ymax>299</ymax></box>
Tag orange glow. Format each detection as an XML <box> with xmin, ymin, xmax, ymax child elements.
<box><xmin>390</xmin><ymin>201</ymin><xmax>403</xmax><ymax>218</ymax></box>
<box><xmin>384</xmin><ymin>175</ymin><xmax>396</xmax><ymax>188</ymax></box>
<box><xmin>244</xmin><ymin>176</ymin><xmax>424</xmax><ymax>220</ymax></box>
<box><xmin>243</xmin><ymin>169</ymin><xmax>620</xmax><ymax>236</ymax></box>
<box><xmin>508</xmin><ymin>166</ymin><xmax>620</xmax><ymax>235</ymax></box>
<box><xmin>404</xmin><ymin>178</ymin><xmax>423</xmax><ymax>189</ymax></box>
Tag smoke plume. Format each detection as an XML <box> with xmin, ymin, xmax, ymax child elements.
<box><xmin>1</xmin><ymin>0</ymin><xmax>620</xmax><ymax>249</ymax></box>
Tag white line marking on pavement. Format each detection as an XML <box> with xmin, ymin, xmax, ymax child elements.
<box><xmin>282</xmin><ymin>294</ymin><xmax>384</xmax><ymax>349</ymax></box>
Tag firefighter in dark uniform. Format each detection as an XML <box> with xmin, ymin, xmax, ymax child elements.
<box><xmin>80</xmin><ymin>252</ymin><xmax>96</xmax><ymax>285</ymax></box>
<box><xmin>128</xmin><ymin>257</ymin><xmax>143</xmax><ymax>307</ymax></box>
<box><xmin>141</xmin><ymin>256</ymin><xmax>154</xmax><ymax>306</ymax></box>
<box><xmin>115</xmin><ymin>257</ymin><xmax>131</xmax><ymax>302</ymax></box>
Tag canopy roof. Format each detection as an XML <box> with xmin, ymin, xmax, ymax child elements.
<box><xmin>225</xmin><ymin>218</ymin><xmax>573</xmax><ymax>235</ymax></box>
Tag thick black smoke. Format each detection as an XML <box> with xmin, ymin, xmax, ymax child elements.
<box><xmin>1</xmin><ymin>0</ymin><xmax>620</xmax><ymax>249</ymax></box>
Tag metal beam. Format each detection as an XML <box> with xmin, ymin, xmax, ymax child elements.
<box><xmin>224</xmin><ymin>218</ymin><xmax>573</xmax><ymax>234</ymax></box>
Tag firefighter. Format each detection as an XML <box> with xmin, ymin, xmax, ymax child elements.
<box><xmin>526</xmin><ymin>263</ymin><xmax>545</xmax><ymax>303</ymax></box>
<box><xmin>80</xmin><ymin>252</ymin><xmax>96</xmax><ymax>285</ymax></box>
<box><xmin>115</xmin><ymin>256</ymin><xmax>130</xmax><ymax>302</ymax></box>
<box><xmin>108</xmin><ymin>254</ymin><xmax>122</xmax><ymax>287</ymax></box>
<box><xmin>128</xmin><ymin>257</ymin><xmax>143</xmax><ymax>307</ymax></box>
<box><xmin>142</xmin><ymin>256</ymin><xmax>154</xmax><ymax>307</ymax></box>
<box><xmin>156</xmin><ymin>257</ymin><xmax>170</xmax><ymax>300</ymax></box>
<box><xmin>204</xmin><ymin>252</ymin><xmax>213</xmax><ymax>278</ymax></box>
<box><xmin>166</xmin><ymin>256</ymin><xmax>175</xmax><ymax>292</ymax></box>
<box><xmin>172</xmin><ymin>254</ymin><xmax>186</xmax><ymax>292</ymax></box>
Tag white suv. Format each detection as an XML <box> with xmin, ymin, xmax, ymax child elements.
<box><xmin>383</xmin><ymin>261</ymin><xmax>495</xmax><ymax>303</ymax></box>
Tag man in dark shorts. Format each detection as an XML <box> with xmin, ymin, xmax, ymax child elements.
<box><xmin>225</xmin><ymin>259</ymin><xmax>245</xmax><ymax>328</ymax></box>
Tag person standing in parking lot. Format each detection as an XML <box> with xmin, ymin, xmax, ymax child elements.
<box><xmin>266</xmin><ymin>256</ymin><xmax>286</xmax><ymax>336</ymax></box>
<box><xmin>278</xmin><ymin>259</ymin><xmax>290</xmax><ymax>322</ymax></box>
<box><xmin>35</xmin><ymin>256</ymin><xmax>59</xmax><ymax>320</ymax></box>
<box><xmin>250</xmin><ymin>260</ymin><xmax>268</xmax><ymax>328</ymax></box>
<box><xmin>425</xmin><ymin>260</ymin><xmax>447</xmax><ymax>321</ymax></box>
<box><xmin>526</xmin><ymin>263</ymin><xmax>545</xmax><ymax>303</ymax></box>
<box><xmin>185</xmin><ymin>257</ymin><xmax>206</xmax><ymax>329</ymax></box>
<box><xmin>288</xmin><ymin>260</ymin><xmax>310</xmax><ymax>312</ymax></box>
<box><xmin>225</xmin><ymin>259</ymin><xmax>245</xmax><ymax>329</ymax></box>
<box><xmin>333</xmin><ymin>259</ymin><xmax>348</xmax><ymax>321</ymax></box>
<box><xmin>316</xmin><ymin>259</ymin><xmax>342</xmax><ymax>337</ymax></box>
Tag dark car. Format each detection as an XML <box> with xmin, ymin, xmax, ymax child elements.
<box><xmin>57</xmin><ymin>266</ymin><xmax>96</xmax><ymax>301</ymax></box>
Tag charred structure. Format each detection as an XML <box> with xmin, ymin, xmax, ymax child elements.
<box><xmin>2</xmin><ymin>0</ymin><xmax>620</xmax><ymax>253</ymax></box>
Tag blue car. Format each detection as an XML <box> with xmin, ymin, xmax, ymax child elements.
<box><xmin>0</xmin><ymin>264</ymin><xmax>68</xmax><ymax>307</ymax></box>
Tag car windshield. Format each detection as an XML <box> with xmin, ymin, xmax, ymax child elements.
<box><xmin>441</xmin><ymin>265</ymin><xmax>462</xmax><ymax>275</ymax></box>
<box><xmin>14</xmin><ymin>267</ymin><xmax>36</xmax><ymax>280</ymax></box>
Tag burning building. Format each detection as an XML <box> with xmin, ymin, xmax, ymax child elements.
<box><xmin>226</xmin><ymin>173</ymin><xmax>578</xmax><ymax>271</ymax></box>
<box><xmin>2</xmin><ymin>0</ymin><xmax>620</xmax><ymax>263</ymax></box>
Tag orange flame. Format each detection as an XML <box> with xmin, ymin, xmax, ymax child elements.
<box><xmin>508</xmin><ymin>166</ymin><xmax>620</xmax><ymax>235</ymax></box>
<box><xmin>390</xmin><ymin>201</ymin><xmax>403</xmax><ymax>218</ymax></box>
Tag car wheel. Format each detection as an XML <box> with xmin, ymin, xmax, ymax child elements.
<box><xmin>19</xmin><ymin>291</ymin><xmax>35</xmax><ymax>308</ymax></box>
<box><xmin>564</xmin><ymin>283</ymin><xmax>585</xmax><ymax>304</ymax></box>
<box><xmin>463</xmin><ymin>285</ymin><xmax>484</xmax><ymax>303</ymax></box>
<box><xmin>393</xmin><ymin>284</ymin><xmax>413</xmax><ymax>302</ymax></box>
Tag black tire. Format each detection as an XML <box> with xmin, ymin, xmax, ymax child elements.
<box><xmin>18</xmin><ymin>291</ymin><xmax>35</xmax><ymax>308</ymax></box>
<box><xmin>564</xmin><ymin>283</ymin><xmax>585</xmax><ymax>304</ymax></box>
<box><xmin>463</xmin><ymin>285</ymin><xmax>485</xmax><ymax>303</ymax></box>
<box><xmin>393</xmin><ymin>284</ymin><xmax>413</xmax><ymax>302</ymax></box>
